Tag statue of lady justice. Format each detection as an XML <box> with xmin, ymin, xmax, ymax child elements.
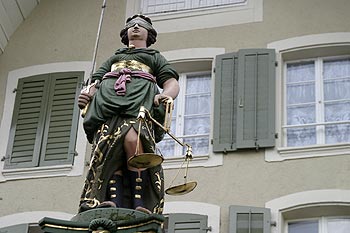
<box><xmin>78</xmin><ymin>14</ymin><xmax>179</xmax><ymax>214</ymax></box>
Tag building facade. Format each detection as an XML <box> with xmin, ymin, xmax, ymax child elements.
<box><xmin>0</xmin><ymin>0</ymin><xmax>350</xmax><ymax>232</ymax></box>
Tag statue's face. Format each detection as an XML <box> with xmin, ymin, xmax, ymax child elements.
<box><xmin>127</xmin><ymin>23</ymin><xmax>148</xmax><ymax>42</ymax></box>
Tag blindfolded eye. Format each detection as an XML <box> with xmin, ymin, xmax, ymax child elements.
<box><xmin>126</xmin><ymin>18</ymin><xmax>152</xmax><ymax>30</ymax></box>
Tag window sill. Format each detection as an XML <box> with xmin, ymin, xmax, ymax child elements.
<box><xmin>265</xmin><ymin>143</ymin><xmax>350</xmax><ymax>162</ymax></box>
<box><xmin>0</xmin><ymin>164</ymin><xmax>77</xmax><ymax>182</ymax></box>
<box><xmin>163</xmin><ymin>153</ymin><xmax>222</xmax><ymax>169</ymax></box>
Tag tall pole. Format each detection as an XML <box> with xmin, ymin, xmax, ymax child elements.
<box><xmin>88</xmin><ymin>0</ymin><xmax>107</xmax><ymax>85</ymax></box>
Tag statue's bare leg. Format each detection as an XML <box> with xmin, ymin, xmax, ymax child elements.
<box><xmin>124</xmin><ymin>128</ymin><xmax>151</xmax><ymax>214</ymax></box>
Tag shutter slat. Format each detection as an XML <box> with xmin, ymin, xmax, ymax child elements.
<box><xmin>168</xmin><ymin>213</ymin><xmax>208</xmax><ymax>233</ymax></box>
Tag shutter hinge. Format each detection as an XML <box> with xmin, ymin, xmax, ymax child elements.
<box><xmin>13</xmin><ymin>88</ymin><xmax>17</xmax><ymax>93</ymax></box>
<box><xmin>255</xmin><ymin>141</ymin><xmax>260</xmax><ymax>151</ymax></box>
<box><xmin>204</xmin><ymin>226</ymin><xmax>212</xmax><ymax>232</ymax></box>
<box><xmin>210</xmin><ymin>139</ymin><xmax>213</xmax><ymax>144</ymax></box>
<box><xmin>1</xmin><ymin>155</ymin><xmax>9</xmax><ymax>161</ymax></box>
<box><xmin>213</xmin><ymin>67</ymin><xmax>216</xmax><ymax>73</ymax></box>
<box><xmin>275</xmin><ymin>61</ymin><xmax>278</xmax><ymax>67</ymax></box>
<box><xmin>275</xmin><ymin>133</ymin><xmax>278</xmax><ymax>139</ymax></box>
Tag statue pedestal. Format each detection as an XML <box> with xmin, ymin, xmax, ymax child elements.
<box><xmin>39</xmin><ymin>208</ymin><xmax>164</xmax><ymax>233</ymax></box>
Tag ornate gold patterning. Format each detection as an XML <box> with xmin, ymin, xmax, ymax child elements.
<box><xmin>111</xmin><ymin>60</ymin><xmax>153</xmax><ymax>74</ymax></box>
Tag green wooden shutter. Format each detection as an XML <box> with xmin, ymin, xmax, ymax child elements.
<box><xmin>5</xmin><ymin>75</ymin><xmax>50</xmax><ymax>169</ymax></box>
<box><xmin>229</xmin><ymin>205</ymin><xmax>271</xmax><ymax>233</ymax></box>
<box><xmin>5</xmin><ymin>72</ymin><xmax>83</xmax><ymax>169</ymax></box>
<box><xmin>213</xmin><ymin>49</ymin><xmax>275</xmax><ymax>153</ymax></box>
<box><xmin>236</xmin><ymin>49</ymin><xmax>276</xmax><ymax>149</ymax></box>
<box><xmin>213</xmin><ymin>52</ymin><xmax>239</xmax><ymax>152</ymax></box>
<box><xmin>40</xmin><ymin>72</ymin><xmax>83</xmax><ymax>166</ymax></box>
<box><xmin>167</xmin><ymin>213</ymin><xmax>209</xmax><ymax>233</ymax></box>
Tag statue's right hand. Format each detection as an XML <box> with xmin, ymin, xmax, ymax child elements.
<box><xmin>78</xmin><ymin>81</ymin><xmax>99</xmax><ymax>109</ymax></box>
<box><xmin>78</xmin><ymin>92</ymin><xmax>92</xmax><ymax>109</ymax></box>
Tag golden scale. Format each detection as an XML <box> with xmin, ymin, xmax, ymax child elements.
<box><xmin>128</xmin><ymin>99</ymin><xmax>197</xmax><ymax>195</ymax></box>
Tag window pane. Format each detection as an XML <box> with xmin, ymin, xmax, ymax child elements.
<box><xmin>287</xmin><ymin>61</ymin><xmax>315</xmax><ymax>83</ymax></box>
<box><xmin>184</xmin><ymin>115</ymin><xmax>210</xmax><ymax>135</ymax></box>
<box><xmin>328</xmin><ymin>218</ymin><xmax>350</xmax><ymax>233</ymax></box>
<box><xmin>287</xmin><ymin>83</ymin><xmax>315</xmax><ymax>105</ymax></box>
<box><xmin>141</xmin><ymin>0</ymin><xmax>246</xmax><ymax>14</ymax></box>
<box><xmin>157</xmin><ymin>139</ymin><xmax>175</xmax><ymax>157</ymax></box>
<box><xmin>325</xmin><ymin>124</ymin><xmax>350</xmax><ymax>144</ymax></box>
<box><xmin>287</xmin><ymin>105</ymin><xmax>315</xmax><ymax>125</ymax></box>
<box><xmin>325</xmin><ymin>102</ymin><xmax>350</xmax><ymax>122</ymax></box>
<box><xmin>324</xmin><ymin>79</ymin><xmax>350</xmax><ymax>101</ymax></box>
<box><xmin>183</xmin><ymin>136</ymin><xmax>209</xmax><ymax>155</ymax></box>
<box><xmin>287</xmin><ymin>127</ymin><xmax>316</xmax><ymax>147</ymax></box>
<box><xmin>324</xmin><ymin>58</ymin><xmax>350</xmax><ymax>80</ymax></box>
<box><xmin>186</xmin><ymin>74</ymin><xmax>211</xmax><ymax>94</ymax></box>
<box><xmin>288</xmin><ymin>220</ymin><xmax>318</xmax><ymax>233</ymax></box>
<box><xmin>185</xmin><ymin>95</ymin><xmax>211</xmax><ymax>114</ymax></box>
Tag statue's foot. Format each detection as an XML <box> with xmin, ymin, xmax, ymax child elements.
<box><xmin>97</xmin><ymin>201</ymin><xmax>117</xmax><ymax>209</ymax></box>
<box><xmin>135</xmin><ymin>206</ymin><xmax>152</xmax><ymax>214</ymax></box>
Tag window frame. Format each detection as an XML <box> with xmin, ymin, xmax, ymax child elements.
<box><xmin>0</xmin><ymin>62</ymin><xmax>91</xmax><ymax>182</ymax></box>
<box><xmin>125</xmin><ymin>0</ymin><xmax>263</xmax><ymax>33</ymax></box>
<box><xmin>283</xmin><ymin>55</ymin><xmax>350</xmax><ymax>147</ymax></box>
<box><xmin>140</xmin><ymin>0</ymin><xmax>247</xmax><ymax>15</ymax></box>
<box><xmin>266</xmin><ymin>189</ymin><xmax>350</xmax><ymax>233</ymax></box>
<box><xmin>158</xmin><ymin>71</ymin><xmax>212</xmax><ymax>159</ymax></box>
<box><xmin>265</xmin><ymin>32</ymin><xmax>350</xmax><ymax>162</ymax></box>
<box><xmin>160</xmin><ymin>48</ymin><xmax>224</xmax><ymax>169</ymax></box>
<box><xmin>286</xmin><ymin>216</ymin><xmax>350</xmax><ymax>233</ymax></box>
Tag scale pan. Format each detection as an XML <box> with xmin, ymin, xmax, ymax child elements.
<box><xmin>165</xmin><ymin>181</ymin><xmax>197</xmax><ymax>195</ymax></box>
<box><xmin>128</xmin><ymin>153</ymin><xmax>163</xmax><ymax>169</ymax></box>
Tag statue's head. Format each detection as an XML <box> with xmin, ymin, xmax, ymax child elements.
<box><xmin>120</xmin><ymin>14</ymin><xmax>157</xmax><ymax>47</ymax></box>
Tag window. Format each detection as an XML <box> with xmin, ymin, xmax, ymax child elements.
<box><xmin>141</xmin><ymin>0</ymin><xmax>247</xmax><ymax>15</ymax></box>
<box><xmin>158</xmin><ymin>72</ymin><xmax>211</xmax><ymax>158</ymax></box>
<box><xmin>288</xmin><ymin>217</ymin><xmax>350</xmax><ymax>233</ymax></box>
<box><xmin>266</xmin><ymin>189</ymin><xmax>350</xmax><ymax>233</ymax></box>
<box><xmin>265</xmin><ymin>32</ymin><xmax>350</xmax><ymax>162</ymax></box>
<box><xmin>3</xmin><ymin>72</ymin><xmax>82</xmax><ymax>169</ymax></box>
<box><xmin>158</xmin><ymin>47</ymin><xmax>224</xmax><ymax>168</ymax></box>
<box><xmin>284</xmin><ymin>57</ymin><xmax>350</xmax><ymax>147</ymax></box>
<box><xmin>0</xmin><ymin>62</ymin><xmax>90</xmax><ymax>181</ymax></box>
<box><xmin>126</xmin><ymin>0</ymin><xmax>262</xmax><ymax>33</ymax></box>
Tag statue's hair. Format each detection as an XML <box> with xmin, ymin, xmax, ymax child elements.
<box><xmin>120</xmin><ymin>14</ymin><xmax>157</xmax><ymax>47</ymax></box>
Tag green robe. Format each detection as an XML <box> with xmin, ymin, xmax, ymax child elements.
<box><xmin>79</xmin><ymin>48</ymin><xmax>179</xmax><ymax>213</ymax></box>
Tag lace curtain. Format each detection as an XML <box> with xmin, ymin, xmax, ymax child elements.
<box><xmin>286</xmin><ymin>58</ymin><xmax>350</xmax><ymax>147</ymax></box>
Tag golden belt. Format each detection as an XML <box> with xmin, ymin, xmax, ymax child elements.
<box><xmin>111</xmin><ymin>60</ymin><xmax>153</xmax><ymax>74</ymax></box>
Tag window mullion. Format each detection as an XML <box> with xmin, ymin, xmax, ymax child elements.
<box><xmin>175</xmin><ymin>74</ymin><xmax>186</xmax><ymax>155</ymax></box>
<box><xmin>315</xmin><ymin>58</ymin><xmax>325</xmax><ymax>144</ymax></box>
<box><xmin>320</xmin><ymin>217</ymin><xmax>326</xmax><ymax>233</ymax></box>
<box><xmin>283</xmin><ymin>62</ymin><xmax>288</xmax><ymax>147</ymax></box>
